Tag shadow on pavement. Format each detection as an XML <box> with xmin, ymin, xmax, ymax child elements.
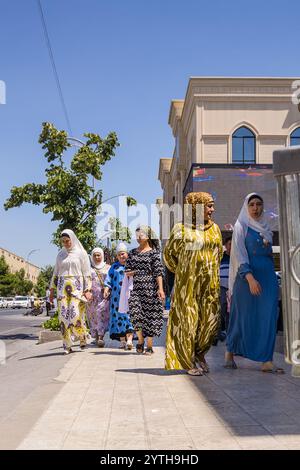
<box><xmin>115</xmin><ymin>367</ymin><xmax>186</xmax><ymax>376</ymax></box>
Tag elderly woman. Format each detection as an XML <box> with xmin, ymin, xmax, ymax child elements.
<box><xmin>225</xmin><ymin>193</ymin><xmax>284</xmax><ymax>373</ymax></box>
<box><xmin>50</xmin><ymin>229</ymin><xmax>92</xmax><ymax>354</ymax></box>
<box><xmin>104</xmin><ymin>242</ymin><xmax>134</xmax><ymax>349</ymax></box>
<box><xmin>86</xmin><ymin>248</ymin><xmax>110</xmax><ymax>347</ymax></box>
<box><xmin>164</xmin><ymin>192</ymin><xmax>223</xmax><ymax>376</ymax></box>
<box><xmin>125</xmin><ymin>226</ymin><xmax>165</xmax><ymax>355</ymax></box>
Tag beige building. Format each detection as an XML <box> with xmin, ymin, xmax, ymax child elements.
<box><xmin>0</xmin><ymin>247</ymin><xmax>40</xmax><ymax>284</ymax></box>
<box><xmin>158</xmin><ymin>77</ymin><xmax>300</xmax><ymax>240</ymax></box>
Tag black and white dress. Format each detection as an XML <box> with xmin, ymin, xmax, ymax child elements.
<box><xmin>125</xmin><ymin>248</ymin><xmax>164</xmax><ymax>337</ymax></box>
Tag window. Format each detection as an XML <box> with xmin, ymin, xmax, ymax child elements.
<box><xmin>232</xmin><ymin>126</ymin><xmax>256</xmax><ymax>164</ymax></box>
<box><xmin>290</xmin><ymin>127</ymin><xmax>300</xmax><ymax>146</ymax></box>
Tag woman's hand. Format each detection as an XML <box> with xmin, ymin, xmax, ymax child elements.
<box><xmin>103</xmin><ymin>287</ymin><xmax>111</xmax><ymax>299</ymax></box>
<box><xmin>125</xmin><ymin>271</ymin><xmax>135</xmax><ymax>277</ymax></box>
<box><xmin>84</xmin><ymin>291</ymin><xmax>93</xmax><ymax>302</ymax></box>
<box><xmin>246</xmin><ymin>274</ymin><xmax>262</xmax><ymax>296</ymax></box>
<box><xmin>158</xmin><ymin>289</ymin><xmax>166</xmax><ymax>303</ymax></box>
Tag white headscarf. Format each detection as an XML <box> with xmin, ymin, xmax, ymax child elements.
<box><xmin>54</xmin><ymin>229</ymin><xmax>91</xmax><ymax>277</ymax></box>
<box><xmin>116</xmin><ymin>241</ymin><xmax>128</xmax><ymax>253</ymax></box>
<box><xmin>228</xmin><ymin>193</ymin><xmax>273</xmax><ymax>295</ymax></box>
<box><xmin>90</xmin><ymin>247</ymin><xmax>106</xmax><ymax>270</ymax></box>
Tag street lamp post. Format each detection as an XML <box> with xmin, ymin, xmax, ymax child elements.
<box><xmin>67</xmin><ymin>137</ymin><xmax>95</xmax><ymax>190</ymax></box>
<box><xmin>26</xmin><ymin>249</ymin><xmax>40</xmax><ymax>281</ymax></box>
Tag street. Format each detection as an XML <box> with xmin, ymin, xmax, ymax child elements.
<box><xmin>0</xmin><ymin>308</ymin><xmax>47</xmax><ymax>361</ymax></box>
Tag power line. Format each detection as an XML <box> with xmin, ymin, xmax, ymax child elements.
<box><xmin>37</xmin><ymin>0</ymin><xmax>73</xmax><ymax>134</ymax></box>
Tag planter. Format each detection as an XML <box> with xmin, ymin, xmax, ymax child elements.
<box><xmin>38</xmin><ymin>330</ymin><xmax>62</xmax><ymax>344</ymax></box>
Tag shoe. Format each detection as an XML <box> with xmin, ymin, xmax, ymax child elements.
<box><xmin>144</xmin><ymin>347</ymin><xmax>154</xmax><ymax>356</ymax></box>
<box><xmin>224</xmin><ymin>359</ymin><xmax>237</xmax><ymax>369</ymax></box>
<box><xmin>187</xmin><ymin>368</ymin><xmax>203</xmax><ymax>376</ymax></box>
<box><xmin>261</xmin><ymin>365</ymin><xmax>285</xmax><ymax>374</ymax></box>
<box><xmin>126</xmin><ymin>340</ymin><xmax>133</xmax><ymax>350</ymax></box>
<box><xmin>219</xmin><ymin>331</ymin><xmax>227</xmax><ymax>342</ymax></box>
<box><xmin>97</xmin><ymin>339</ymin><xmax>105</xmax><ymax>348</ymax></box>
<box><xmin>197</xmin><ymin>360</ymin><xmax>209</xmax><ymax>373</ymax></box>
<box><xmin>119</xmin><ymin>340</ymin><xmax>127</xmax><ymax>349</ymax></box>
<box><xmin>80</xmin><ymin>343</ymin><xmax>86</xmax><ymax>350</ymax></box>
<box><xmin>64</xmin><ymin>348</ymin><xmax>73</xmax><ymax>355</ymax></box>
<box><xmin>136</xmin><ymin>342</ymin><xmax>144</xmax><ymax>354</ymax></box>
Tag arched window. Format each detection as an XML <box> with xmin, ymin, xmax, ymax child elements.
<box><xmin>290</xmin><ymin>127</ymin><xmax>300</xmax><ymax>146</ymax></box>
<box><xmin>232</xmin><ymin>126</ymin><xmax>256</xmax><ymax>164</ymax></box>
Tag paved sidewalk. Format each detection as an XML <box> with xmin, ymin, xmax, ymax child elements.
<box><xmin>16</xmin><ymin>331</ymin><xmax>300</xmax><ymax>450</ymax></box>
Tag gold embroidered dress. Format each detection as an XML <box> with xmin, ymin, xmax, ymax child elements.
<box><xmin>164</xmin><ymin>194</ymin><xmax>223</xmax><ymax>370</ymax></box>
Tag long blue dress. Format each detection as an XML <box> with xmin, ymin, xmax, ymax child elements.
<box><xmin>104</xmin><ymin>261</ymin><xmax>133</xmax><ymax>341</ymax></box>
<box><xmin>226</xmin><ymin>227</ymin><xmax>279</xmax><ymax>362</ymax></box>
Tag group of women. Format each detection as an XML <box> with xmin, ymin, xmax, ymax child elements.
<box><xmin>50</xmin><ymin>190</ymin><xmax>283</xmax><ymax>375</ymax></box>
<box><xmin>50</xmin><ymin>227</ymin><xmax>165</xmax><ymax>355</ymax></box>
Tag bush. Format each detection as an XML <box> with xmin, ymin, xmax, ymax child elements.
<box><xmin>43</xmin><ymin>312</ymin><xmax>60</xmax><ymax>331</ymax></box>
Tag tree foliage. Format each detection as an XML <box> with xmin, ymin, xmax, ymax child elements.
<box><xmin>4</xmin><ymin>122</ymin><xmax>120</xmax><ymax>252</ymax></box>
<box><xmin>0</xmin><ymin>256</ymin><xmax>33</xmax><ymax>296</ymax></box>
<box><xmin>35</xmin><ymin>265</ymin><xmax>54</xmax><ymax>297</ymax></box>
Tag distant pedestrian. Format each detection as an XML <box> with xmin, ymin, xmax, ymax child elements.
<box><xmin>225</xmin><ymin>193</ymin><xmax>284</xmax><ymax>373</ymax></box>
<box><xmin>104</xmin><ymin>242</ymin><xmax>134</xmax><ymax>349</ymax></box>
<box><xmin>125</xmin><ymin>226</ymin><xmax>165</xmax><ymax>355</ymax></box>
<box><xmin>86</xmin><ymin>248</ymin><xmax>110</xmax><ymax>347</ymax></box>
<box><xmin>50</xmin><ymin>229</ymin><xmax>92</xmax><ymax>355</ymax></box>
<box><xmin>164</xmin><ymin>192</ymin><xmax>223</xmax><ymax>376</ymax></box>
<box><xmin>30</xmin><ymin>294</ymin><xmax>35</xmax><ymax>309</ymax></box>
<box><xmin>46</xmin><ymin>286</ymin><xmax>51</xmax><ymax>316</ymax></box>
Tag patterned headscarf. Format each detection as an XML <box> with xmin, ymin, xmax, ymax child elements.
<box><xmin>184</xmin><ymin>192</ymin><xmax>215</xmax><ymax>229</ymax></box>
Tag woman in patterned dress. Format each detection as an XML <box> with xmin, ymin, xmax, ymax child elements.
<box><xmin>164</xmin><ymin>192</ymin><xmax>223</xmax><ymax>375</ymax></box>
<box><xmin>104</xmin><ymin>242</ymin><xmax>134</xmax><ymax>349</ymax></box>
<box><xmin>125</xmin><ymin>226</ymin><xmax>165</xmax><ymax>355</ymax></box>
<box><xmin>86</xmin><ymin>247</ymin><xmax>110</xmax><ymax>348</ymax></box>
<box><xmin>50</xmin><ymin>229</ymin><xmax>92</xmax><ymax>355</ymax></box>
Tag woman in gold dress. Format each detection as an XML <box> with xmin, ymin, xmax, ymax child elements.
<box><xmin>164</xmin><ymin>192</ymin><xmax>223</xmax><ymax>376</ymax></box>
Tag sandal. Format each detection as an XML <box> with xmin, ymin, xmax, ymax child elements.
<box><xmin>136</xmin><ymin>342</ymin><xmax>144</xmax><ymax>354</ymax></box>
<box><xmin>198</xmin><ymin>360</ymin><xmax>209</xmax><ymax>373</ymax></box>
<box><xmin>119</xmin><ymin>340</ymin><xmax>127</xmax><ymax>349</ymax></box>
<box><xmin>64</xmin><ymin>348</ymin><xmax>73</xmax><ymax>355</ymax></box>
<box><xmin>262</xmin><ymin>366</ymin><xmax>285</xmax><ymax>374</ymax></box>
<box><xmin>144</xmin><ymin>347</ymin><xmax>154</xmax><ymax>356</ymax></box>
<box><xmin>224</xmin><ymin>359</ymin><xmax>237</xmax><ymax>369</ymax></box>
<box><xmin>97</xmin><ymin>338</ymin><xmax>105</xmax><ymax>348</ymax></box>
<box><xmin>187</xmin><ymin>368</ymin><xmax>203</xmax><ymax>376</ymax></box>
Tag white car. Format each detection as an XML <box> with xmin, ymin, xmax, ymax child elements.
<box><xmin>12</xmin><ymin>296</ymin><xmax>30</xmax><ymax>309</ymax></box>
<box><xmin>0</xmin><ymin>297</ymin><xmax>5</xmax><ymax>308</ymax></box>
<box><xmin>4</xmin><ymin>297</ymin><xmax>14</xmax><ymax>308</ymax></box>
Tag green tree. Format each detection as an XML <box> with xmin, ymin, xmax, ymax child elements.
<box><xmin>35</xmin><ymin>265</ymin><xmax>54</xmax><ymax>297</ymax></box>
<box><xmin>4</xmin><ymin>122</ymin><xmax>120</xmax><ymax>251</ymax></box>
<box><xmin>0</xmin><ymin>257</ymin><xmax>33</xmax><ymax>296</ymax></box>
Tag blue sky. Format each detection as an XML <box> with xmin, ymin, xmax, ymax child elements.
<box><xmin>1</xmin><ymin>0</ymin><xmax>300</xmax><ymax>267</ymax></box>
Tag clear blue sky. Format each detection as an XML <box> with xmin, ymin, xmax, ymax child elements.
<box><xmin>1</xmin><ymin>0</ymin><xmax>300</xmax><ymax>267</ymax></box>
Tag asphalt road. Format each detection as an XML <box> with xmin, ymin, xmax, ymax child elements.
<box><xmin>0</xmin><ymin>308</ymin><xmax>48</xmax><ymax>361</ymax></box>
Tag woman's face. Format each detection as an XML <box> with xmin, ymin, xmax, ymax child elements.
<box><xmin>204</xmin><ymin>202</ymin><xmax>215</xmax><ymax>222</ymax></box>
<box><xmin>93</xmin><ymin>252</ymin><xmax>103</xmax><ymax>264</ymax></box>
<box><xmin>117</xmin><ymin>251</ymin><xmax>128</xmax><ymax>265</ymax></box>
<box><xmin>248</xmin><ymin>198</ymin><xmax>263</xmax><ymax>220</ymax></box>
<box><xmin>61</xmin><ymin>236</ymin><xmax>72</xmax><ymax>250</ymax></box>
<box><xmin>136</xmin><ymin>229</ymin><xmax>148</xmax><ymax>245</ymax></box>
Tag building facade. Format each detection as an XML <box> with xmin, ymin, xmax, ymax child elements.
<box><xmin>158</xmin><ymin>77</ymin><xmax>300</xmax><ymax>242</ymax></box>
<box><xmin>0</xmin><ymin>247</ymin><xmax>40</xmax><ymax>284</ymax></box>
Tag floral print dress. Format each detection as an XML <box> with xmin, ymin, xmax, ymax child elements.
<box><xmin>86</xmin><ymin>265</ymin><xmax>110</xmax><ymax>338</ymax></box>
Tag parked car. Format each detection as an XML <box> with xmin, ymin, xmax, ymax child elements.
<box><xmin>12</xmin><ymin>296</ymin><xmax>30</xmax><ymax>309</ymax></box>
<box><xmin>4</xmin><ymin>297</ymin><xmax>14</xmax><ymax>309</ymax></box>
<box><xmin>0</xmin><ymin>297</ymin><xmax>5</xmax><ymax>308</ymax></box>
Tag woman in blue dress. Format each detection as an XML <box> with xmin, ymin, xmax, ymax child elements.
<box><xmin>225</xmin><ymin>193</ymin><xmax>284</xmax><ymax>373</ymax></box>
<box><xmin>104</xmin><ymin>242</ymin><xmax>134</xmax><ymax>349</ymax></box>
